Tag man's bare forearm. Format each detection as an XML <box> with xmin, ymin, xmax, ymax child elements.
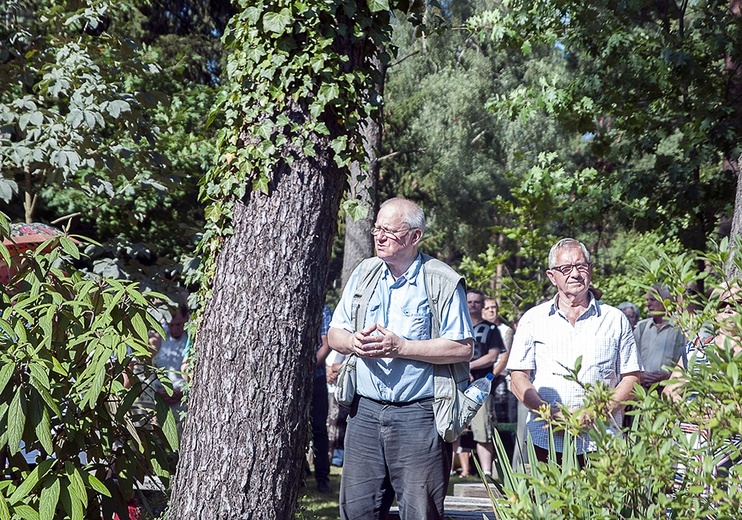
<box><xmin>608</xmin><ymin>372</ymin><xmax>640</xmax><ymax>413</ymax></box>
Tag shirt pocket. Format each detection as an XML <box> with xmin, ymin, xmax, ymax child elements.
<box><xmin>400</xmin><ymin>304</ymin><xmax>431</xmax><ymax>340</ymax></box>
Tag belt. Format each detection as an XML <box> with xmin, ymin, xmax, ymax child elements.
<box><xmin>361</xmin><ymin>395</ymin><xmax>434</xmax><ymax>407</ymax></box>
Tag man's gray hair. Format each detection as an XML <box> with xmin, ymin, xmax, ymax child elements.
<box><xmin>380</xmin><ymin>198</ymin><xmax>426</xmax><ymax>233</ymax></box>
<box><xmin>548</xmin><ymin>238</ymin><xmax>591</xmax><ymax>268</ymax></box>
<box><xmin>617</xmin><ymin>301</ymin><xmax>640</xmax><ymax>316</ymax></box>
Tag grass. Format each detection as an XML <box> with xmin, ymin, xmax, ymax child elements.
<box><xmin>296</xmin><ymin>464</ymin><xmax>489</xmax><ymax>519</ymax></box>
<box><xmin>296</xmin><ymin>466</ymin><xmax>342</xmax><ymax>520</ymax></box>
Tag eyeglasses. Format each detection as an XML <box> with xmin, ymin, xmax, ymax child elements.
<box><xmin>371</xmin><ymin>226</ymin><xmax>413</xmax><ymax>239</ymax></box>
<box><xmin>550</xmin><ymin>262</ymin><xmax>591</xmax><ymax>276</ymax></box>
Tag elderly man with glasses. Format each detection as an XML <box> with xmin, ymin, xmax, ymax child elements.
<box><xmin>328</xmin><ymin>197</ymin><xmax>473</xmax><ymax>520</ymax></box>
<box><xmin>507</xmin><ymin>238</ymin><xmax>642</xmax><ymax>464</ymax></box>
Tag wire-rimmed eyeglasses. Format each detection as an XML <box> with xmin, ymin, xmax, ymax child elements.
<box><xmin>371</xmin><ymin>226</ymin><xmax>413</xmax><ymax>240</ymax></box>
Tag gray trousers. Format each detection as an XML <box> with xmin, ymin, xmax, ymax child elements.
<box><xmin>340</xmin><ymin>396</ymin><xmax>452</xmax><ymax>520</ymax></box>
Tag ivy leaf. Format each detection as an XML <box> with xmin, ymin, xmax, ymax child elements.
<box><xmin>263</xmin><ymin>9</ymin><xmax>293</xmax><ymax>34</ymax></box>
<box><xmin>342</xmin><ymin>199</ymin><xmax>370</xmax><ymax>221</ymax></box>
<box><xmin>367</xmin><ymin>0</ymin><xmax>390</xmax><ymax>12</ymax></box>
<box><xmin>252</xmin><ymin>175</ymin><xmax>270</xmax><ymax>194</ymax></box>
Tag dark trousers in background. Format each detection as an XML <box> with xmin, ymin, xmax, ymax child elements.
<box><xmin>340</xmin><ymin>396</ymin><xmax>452</xmax><ymax>520</ymax></box>
<box><xmin>311</xmin><ymin>375</ymin><xmax>330</xmax><ymax>485</ymax></box>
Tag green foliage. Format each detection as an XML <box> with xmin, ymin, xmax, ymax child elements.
<box><xmin>0</xmin><ymin>212</ymin><xmax>177</xmax><ymax>519</ymax></box>
<box><xmin>486</xmin><ymin>244</ymin><xmax>742</xmax><ymax>519</ymax></box>
<box><xmin>466</xmin><ymin>0</ymin><xmax>740</xmax><ymax>251</ymax></box>
<box><xmin>459</xmin><ymin>160</ymin><xmax>688</xmax><ymax>315</ymax></box>
<box><xmin>190</xmin><ymin>0</ymin><xmax>419</xmax><ymax>300</ymax></box>
<box><xmin>0</xmin><ymin>0</ymin><xmax>169</xmax><ymax>213</ymax></box>
<box><xmin>0</xmin><ymin>0</ymin><xmax>219</xmax><ymax>300</ymax></box>
<box><xmin>381</xmin><ymin>5</ymin><xmax>573</xmax><ymax>260</ymax></box>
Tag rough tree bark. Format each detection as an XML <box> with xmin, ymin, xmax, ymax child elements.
<box><xmin>341</xmin><ymin>120</ymin><xmax>381</xmax><ymax>285</ymax></box>
<box><xmin>168</xmin><ymin>103</ymin><xmax>346</xmax><ymax>517</ymax></box>
<box><xmin>340</xmin><ymin>54</ymin><xmax>386</xmax><ymax>286</ymax></box>
<box><xmin>725</xmin><ymin>0</ymin><xmax>742</xmax><ymax>277</ymax></box>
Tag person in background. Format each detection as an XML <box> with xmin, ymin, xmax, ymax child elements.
<box><xmin>483</xmin><ymin>297</ymin><xmax>517</xmax><ymax>428</ymax></box>
<box><xmin>150</xmin><ymin>304</ymin><xmax>190</xmax><ymax>438</ymax></box>
<box><xmin>508</xmin><ymin>238</ymin><xmax>642</xmax><ymax>463</ymax></box>
<box><xmin>311</xmin><ymin>304</ymin><xmax>333</xmax><ymax>493</ymax></box>
<box><xmin>618</xmin><ymin>301</ymin><xmax>641</xmax><ymax>330</ymax></box>
<box><xmin>663</xmin><ymin>282</ymin><xmax>742</xmax><ymax>497</ymax></box>
<box><xmin>634</xmin><ymin>284</ymin><xmax>686</xmax><ymax>391</ymax></box>
<box><xmin>325</xmin><ymin>347</ymin><xmax>349</xmax><ymax>467</ymax></box>
<box><xmin>465</xmin><ymin>290</ymin><xmax>506</xmax><ymax>478</ymax></box>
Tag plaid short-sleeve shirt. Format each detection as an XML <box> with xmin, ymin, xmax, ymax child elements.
<box><xmin>507</xmin><ymin>295</ymin><xmax>642</xmax><ymax>453</ymax></box>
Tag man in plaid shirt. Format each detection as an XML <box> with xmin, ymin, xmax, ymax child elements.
<box><xmin>507</xmin><ymin>238</ymin><xmax>642</xmax><ymax>463</ymax></box>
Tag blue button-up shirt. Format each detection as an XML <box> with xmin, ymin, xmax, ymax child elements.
<box><xmin>330</xmin><ymin>254</ymin><xmax>473</xmax><ymax>402</ymax></box>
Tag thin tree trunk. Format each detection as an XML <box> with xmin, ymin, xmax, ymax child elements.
<box><xmin>340</xmin><ymin>54</ymin><xmax>385</xmax><ymax>286</ymax></box>
<box><xmin>725</xmin><ymin>0</ymin><xmax>742</xmax><ymax>276</ymax></box>
<box><xmin>169</xmin><ymin>104</ymin><xmax>345</xmax><ymax>518</ymax></box>
<box><xmin>341</xmin><ymin>119</ymin><xmax>380</xmax><ymax>285</ymax></box>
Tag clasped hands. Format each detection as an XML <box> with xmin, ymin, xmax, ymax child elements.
<box><xmin>349</xmin><ymin>323</ymin><xmax>406</xmax><ymax>359</ymax></box>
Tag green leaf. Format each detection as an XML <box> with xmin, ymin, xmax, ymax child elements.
<box><xmin>12</xmin><ymin>505</ymin><xmax>39</xmax><ymax>520</ymax></box>
<box><xmin>106</xmin><ymin>99</ymin><xmax>130</xmax><ymax>118</ymax></box>
<box><xmin>252</xmin><ymin>175</ymin><xmax>270</xmax><ymax>194</ymax></box>
<box><xmin>67</xmin><ymin>109</ymin><xmax>84</xmax><ymax>128</ymax></box>
<box><xmin>155</xmin><ymin>395</ymin><xmax>180</xmax><ymax>451</ymax></box>
<box><xmin>366</xmin><ymin>0</ymin><xmax>390</xmax><ymax>12</ymax></box>
<box><xmin>59</xmin><ymin>237</ymin><xmax>80</xmax><ymax>259</ymax></box>
<box><xmin>0</xmin><ymin>363</ymin><xmax>15</xmax><ymax>395</ymax></box>
<box><xmin>64</xmin><ymin>462</ymin><xmax>88</xmax><ymax>509</ymax></box>
<box><xmin>28</xmin><ymin>363</ymin><xmax>50</xmax><ymax>391</ymax></box>
<box><xmin>317</xmin><ymin>83</ymin><xmax>340</xmax><ymax>104</ymax></box>
<box><xmin>0</xmin><ymin>494</ymin><xmax>9</xmax><ymax>520</ymax></box>
<box><xmin>130</xmin><ymin>312</ymin><xmax>149</xmax><ymax>341</ymax></box>
<box><xmin>342</xmin><ymin>199</ymin><xmax>370</xmax><ymax>221</ymax></box>
<box><xmin>115</xmin><ymin>385</ymin><xmax>143</xmax><ymax>422</ymax></box>
<box><xmin>262</xmin><ymin>9</ymin><xmax>293</xmax><ymax>33</ymax></box>
<box><xmin>39</xmin><ymin>477</ymin><xmax>60</xmax><ymax>520</ymax></box>
<box><xmin>58</xmin><ymin>485</ymin><xmax>83</xmax><ymax>520</ymax></box>
<box><xmin>7</xmin><ymin>388</ymin><xmax>25</xmax><ymax>456</ymax></box>
<box><xmin>727</xmin><ymin>361</ymin><xmax>739</xmax><ymax>385</ymax></box>
<box><xmin>34</xmin><ymin>407</ymin><xmax>53</xmax><ymax>455</ymax></box>
<box><xmin>8</xmin><ymin>459</ymin><xmax>54</xmax><ymax>505</ymax></box>
<box><xmin>82</xmin><ymin>473</ymin><xmax>111</xmax><ymax>498</ymax></box>
<box><xmin>28</xmin><ymin>383</ymin><xmax>61</xmax><ymax>417</ymax></box>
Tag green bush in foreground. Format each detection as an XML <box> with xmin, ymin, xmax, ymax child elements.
<box><xmin>0</xmin><ymin>214</ymin><xmax>177</xmax><ymax>519</ymax></box>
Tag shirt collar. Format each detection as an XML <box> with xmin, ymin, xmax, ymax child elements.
<box><xmin>382</xmin><ymin>253</ymin><xmax>423</xmax><ymax>288</ymax></box>
<box><xmin>548</xmin><ymin>292</ymin><xmax>600</xmax><ymax>320</ymax></box>
<box><xmin>649</xmin><ymin>318</ymin><xmax>674</xmax><ymax>331</ymax></box>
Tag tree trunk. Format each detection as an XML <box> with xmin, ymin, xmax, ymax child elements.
<box><xmin>725</xmin><ymin>0</ymin><xmax>742</xmax><ymax>277</ymax></box>
<box><xmin>168</xmin><ymin>110</ymin><xmax>345</xmax><ymax>518</ymax></box>
<box><xmin>341</xmin><ymin>119</ymin><xmax>380</xmax><ymax>285</ymax></box>
<box><xmin>340</xmin><ymin>54</ymin><xmax>385</xmax><ymax>286</ymax></box>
